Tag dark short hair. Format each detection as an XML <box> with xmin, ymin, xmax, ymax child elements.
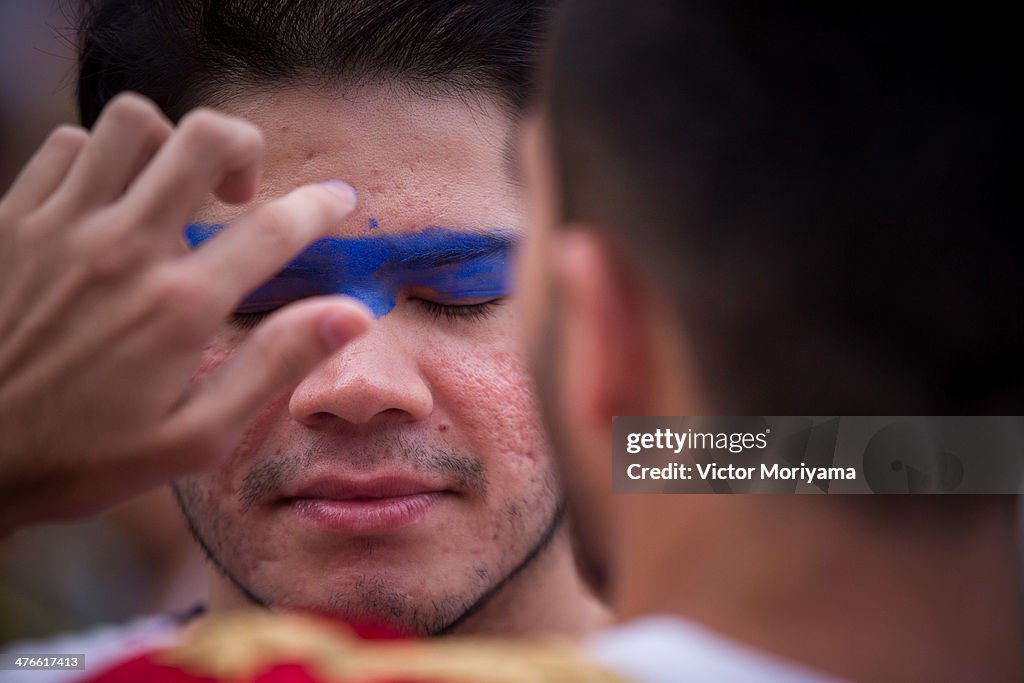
<box><xmin>545</xmin><ymin>2</ymin><xmax>1019</xmax><ymax>414</ymax></box>
<box><xmin>77</xmin><ymin>0</ymin><xmax>549</xmax><ymax>127</ymax></box>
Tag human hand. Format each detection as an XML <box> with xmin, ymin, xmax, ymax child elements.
<box><xmin>0</xmin><ymin>93</ymin><xmax>370</xmax><ymax>532</ymax></box>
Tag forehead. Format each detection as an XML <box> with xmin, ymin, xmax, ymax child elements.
<box><xmin>198</xmin><ymin>84</ymin><xmax>521</xmax><ymax>236</ymax></box>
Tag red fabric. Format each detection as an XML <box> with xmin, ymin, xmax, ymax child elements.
<box><xmin>336</xmin><ymin>621</ymin><xmax>409</xmax><ymax>642</ymax></box>
<box><xmin>83</xmin><ymin>653</ymin><xmax>219</xmax><ymax>683</ymax></box>
<box><xmin>85</xmin><ymin>652</ymin><xmax>439</xmax><ymax>682</ymax></box>
<box><xmin>291</xmin><ymin>611</ymin><xmax>411</xmax><ymax>641</ymax></box>
<box><xmin>81</xmin><ymin>615</ymin><xmax>426</xmax><ymax>683</ymax></box>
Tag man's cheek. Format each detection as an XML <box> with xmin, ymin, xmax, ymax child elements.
<box><xmin>441</xmin><ymin>348</ymin><xmax>549</xmax><ymax>463</ymax></box>
<box><xmin>191</xmin><ymin>333</ymin><xmax>240</xmax><ymax>384</ymax></box>
<box><xmin>227</xmin><ymin>393</ymin><xmax>291</xmax><ymax>469</ymax></box>
<box><xmin>190</xmin><ymin>334</ymin><xmax>290</xmax><ymax>487</ymax></box>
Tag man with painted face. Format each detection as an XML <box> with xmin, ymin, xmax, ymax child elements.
<box><xmin>0</xmin><ymin>0</ymin><xmax>606</xmax><ymax>659</ymax></box>
<box><xmin>518</xmin><ymin>2</ymin><xmax>1022</xmax><ymax>682</ymax></box>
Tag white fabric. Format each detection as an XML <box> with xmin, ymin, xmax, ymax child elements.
<box><xmin>0</xmin><ymin>615</ymin><xmax>180</xmax><ymax>683</ymax></box>
<box><xmin>588</xmin><ymin>616</ymin><xmax>846</xmax><ymax>683</ymax></box>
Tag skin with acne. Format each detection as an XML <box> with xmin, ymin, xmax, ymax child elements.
<box><xmin>174</xmin><ymin>85</ymin><xmax>604</xmax><ymax>636</ymax></box>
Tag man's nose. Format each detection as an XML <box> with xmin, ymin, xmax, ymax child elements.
<box><xmin>288</xmin><ymin>318</ymin><xmax>433</xmax><ymax>426</ymax></box>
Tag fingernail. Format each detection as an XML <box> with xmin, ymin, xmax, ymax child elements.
<box><xmin>319</xmin><ymin>180</ymin><xmax>357</xmax><ymax>206</ymax></box>
<box><xmin>319</xmin><ymin>308</ymin><xmax>369</xmax><ymax>349</ymax></box>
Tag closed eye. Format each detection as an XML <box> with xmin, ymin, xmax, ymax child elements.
<box><xmin>230</xmin><ymin>310</ymin><xmax>274</xmax><ymax>330</ymax></box>
<box><xmin>229</xmin><ymin>298</ymin><xmax>505</xmax><ymax>330</ymax></box>
<box><xmin>414</xmin><ymin>298</ymin><xmax>504</xmax><ymax>323</ymax></box>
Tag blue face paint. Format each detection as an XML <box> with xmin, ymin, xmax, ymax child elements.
<box><xmin>184</xmin><ymin>224</ymin><xmax>516</xmax><ymax>318</ymax></box>
<box><xmin>368</xmin><ymin>216</ymin><xmax>381</xmax><ymax>229</ymax></box>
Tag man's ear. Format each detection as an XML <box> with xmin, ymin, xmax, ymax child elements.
<box><xmin>552</xmin><ymin>227</ymin><xmax>655</xmax><ymax>433</ymax></box>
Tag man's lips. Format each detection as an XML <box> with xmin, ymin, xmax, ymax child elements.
<box><xmin>287</xmin><ymin>476</ymin><xmax>447</xmax><ymax>501</ymax></box>
<box><xmin>279</xmin><ymin>476</ymin><xmax>449</xmax><ymax>534</ymax></box>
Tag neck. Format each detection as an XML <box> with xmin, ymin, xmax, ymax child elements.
<box><xmin>613</xmin><ymin>496</ymin><xmax>1023</xmax><ymax>682</ymax></box>
<box><xmin>449</xmin><ymin>524</ymin><xmax>612</xmax><ymax>637</ymax></box>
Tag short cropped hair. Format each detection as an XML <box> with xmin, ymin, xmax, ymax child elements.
<box><xmin>545</xmin><ymin>2</ymin><xmax>1019</xmax><ymax>414</ymax></box>
<box><xmin>77</xmin><ymin>0</ymin><xmax>549</xmax><ymax>126</ymax></box>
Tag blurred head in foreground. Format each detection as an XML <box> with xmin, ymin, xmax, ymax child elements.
<box><xmin>520</xmin><ymin>2</ymin><xmax>1020</xmax><ymax>681</ymax></box>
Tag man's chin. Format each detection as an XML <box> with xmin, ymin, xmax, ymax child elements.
<box><xmin>218</xmin><ymin>576</ymin><xmax>436</xmax><ymax>632</ymax></box>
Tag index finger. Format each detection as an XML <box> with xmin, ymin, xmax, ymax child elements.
<box><xmin>118</xmin><ymin>108</ymin><xmax>264</xmax><ymax>239</ymax></box>
<box><xmin>177</xmin><ymin>181</ymin><xmax>358</xmax><ymax>311</ymax></box>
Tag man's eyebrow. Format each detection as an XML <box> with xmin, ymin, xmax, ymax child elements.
<box><xmin>392</xmin><ymin>230</ymin><xmax>518</xmax><ymax>269</ymax></box>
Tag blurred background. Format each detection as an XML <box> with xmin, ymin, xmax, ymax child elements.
<box><xmin>0</xmin><ymin>0</ymin><xmax>207</xmax><ymax>646</ymax></box>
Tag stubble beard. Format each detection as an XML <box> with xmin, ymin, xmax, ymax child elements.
<box><xmin>171</xmin><ymin>434</ymin><xmax>567</xmax><ymax>635</ymax></box>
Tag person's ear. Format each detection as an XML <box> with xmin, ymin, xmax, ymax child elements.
<box><xmin>552</xmin><ymin>227</ymin><xmax>655</xmax><ymax>433</ymax></box>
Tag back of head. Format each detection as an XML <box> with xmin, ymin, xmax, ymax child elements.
<box><xmin>540</xmin><ymin>14</ymin><xmax>1021</xmax><ymax>679</ymax></box>
<box><xmin>78</xmin><ymin>0</ymin><xmax>549</xmax><ymax>126</ymax></box>
<box><xmin>545</xmin><ymin>2</ymin><xmax>1019</xmax><ymax>415</ymax></box>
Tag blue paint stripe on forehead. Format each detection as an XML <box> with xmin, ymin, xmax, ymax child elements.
<box><xmin>184</xmin><ymin>224</ymin><xmax>517</xmax><ymax>317</ymax></box>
